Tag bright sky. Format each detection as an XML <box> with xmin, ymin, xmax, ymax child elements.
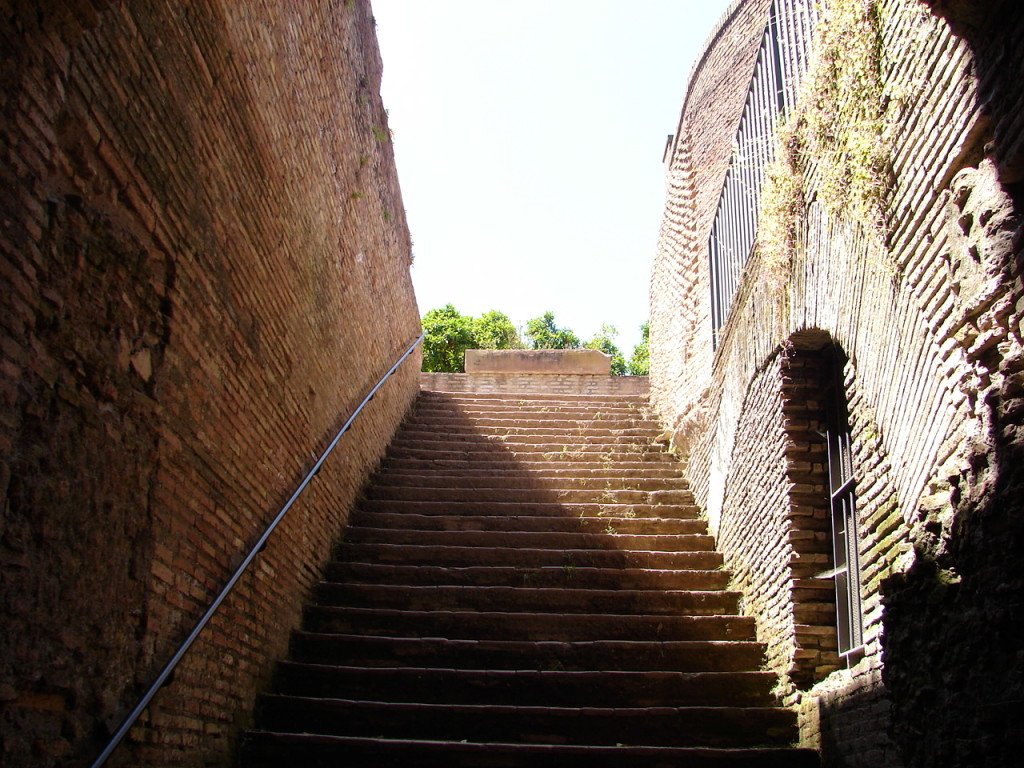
<box><xmin>373</xmin><ymin>0</ymin><xmax>733</xmax><ymax>356</ymax></box>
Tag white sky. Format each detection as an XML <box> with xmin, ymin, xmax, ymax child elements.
<box><xmin>373</xmin><ymin>0</ymin><xmax>733</xmax><ymax>355</ymax></box>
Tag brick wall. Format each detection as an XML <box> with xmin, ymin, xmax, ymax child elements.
<box><xmin>421</xmin><ymin>373</ymin><xmax>650</xmax><ymax>398</ymax></box>
<box><xmin>0</xmin><ymin>2</ymin><xmax>421</xmax><ymax>766</ymax></box>
<box><xmin>715</xmin><ymin>356</ymin><xmax>798</xmax><ymax>690</ymax></box>
<box><xmin>650</xmin><ymin>0</ymin><xmax>1024</xmax><ymax>765</ymax></box>
<box><xmin>649</xmin><ymin>0</ymin><xmax>772</xmax><ymax>444</ymax></box>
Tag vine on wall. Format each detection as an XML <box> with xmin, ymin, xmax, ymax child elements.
<box><xmin>804</xmin><ymin>0</ymin><xmax>889</xmax><ymax>225</ymax></box>
<box><xmin>757</xmin><ymin>0</ymin><xmax>890</xmax><ymax>276</ymax></box>
<box><xmin>757</xmin><ymin>116</ymin><xmax>807</xmax><ymax>289</ymax></box>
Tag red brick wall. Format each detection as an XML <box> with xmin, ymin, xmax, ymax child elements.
<box><xmin>0</xmin><ymin>2</ymin><xmax>421</xmax><ymax>766</ymax></box>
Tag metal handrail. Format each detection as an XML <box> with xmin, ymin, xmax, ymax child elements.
<box><xmin>91</xmin><ymin>331</ymin><xmax>424</xmax><ymax>768</ymax></box>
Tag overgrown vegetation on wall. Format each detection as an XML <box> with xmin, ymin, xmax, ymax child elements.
<box><xmin>803</xmin><ymin>0</ymin><xmax>888</xmax><ymax>224</ymax></box>
<box><xmin>758</xmin><ymin>0</ymin><xmax>889</xmax><ymax>266</ymax></box>
<box><xmin>757</xmin><ymin>119</ymin><xmax>806</xmax><ymax>288</ymax></box>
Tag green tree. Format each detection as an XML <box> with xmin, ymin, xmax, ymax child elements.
<box><xmin>422</xmin><ymin>304</ymin><xmax>475</xmax><ymax>372</ymax></box>
<box><xmin>473</xmin><ymin>310</ymin><xmax>521</xmax><ymax>350</ymax></box>
<box><xmin>524</xmin><ymin>311</ymin><xmax>581</xmax><ymax>350</ymax></box>
<box><xmin>628</xmin><ymin>322</ymin><xmax>650</xmax><ymax>376</ymax></box>
<box><xmin>585</xmin><ymin>323</ymin><xmax>627</xmax><ymax>376</ymax></box>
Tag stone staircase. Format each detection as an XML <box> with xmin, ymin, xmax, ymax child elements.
<box><xmin>240</xmin><ymin>390</ymin><xmax>819</xmax><ymax>767</ymax></box>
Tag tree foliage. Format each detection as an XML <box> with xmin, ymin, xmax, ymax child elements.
<box><xmin>524</xmin><ymin>311</ymin><xmax>581</xmax><ymax>350</ymax></box>
<box><xmin>422</xmin><ymin>304</ymin><xmax>476</xmax><ymax>373</ymax></box>
<box><xmin>628</xmin><ymin>322</ymin><xmax>650</xmax><ymax>376</ymax></box>
<box><xmin>422</xmin><ymin>307</ymin><xmax>650</xmax><ymax>377</ymax></box>
<box><xmin>422</xmin><ymin>305</ymin><xmax>522</xmax><ymax>372</ymax></box>
<box><xmin>473</xmin><ymin>310</ymin><xmax>520</xmax><ymax>350</ymax></box>
<box><xmin>585</xmin><ymin>323</ymin><xmax>627</xmax><ymax>376</ymax></box>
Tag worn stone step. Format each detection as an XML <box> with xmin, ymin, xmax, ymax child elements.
<box><xmin>411</xmin><ymin>402</ymin><xmax>650</xmax><ymax>417</ymax></box>
<box><xmin>378</xmin><ymin>457</ymin><xmax>681</xmax><ymax>472</ymax></box>
<box><xmin>348</xmin><ymin>512</ymin><xmax>706</xmax><ymax>536</ymax></box>
<box><xmin>324</xmin><ymin>563</ymin><xmax>732</xmax><ymax>591</ymax></box>
<box><xmin>377</xmin><ymin>465</ymin><xmax>686</xmax><ymax>480</ymax></box>
<box><xmin>387</xmin><ymin>439</ymin><xmax>674</xmax><ymax>455</ymax></box>
<box><xmin>391</xmin><ymin>435</ymin><xmax>662</xmax><ymax>451</ymax></box>
<box><xmin>241</xmin><ymin>732</ymin><xmax>820</xmax><ymax>768</ymax></box>
<box><xmin>272</xmin><ymin>663</ymin><xmax>778</xmax><ymax>707</ymax></box>
<box><xmin>313</xmin><ymin>583</ymin><xmax>741</xmax><ymax>615</ymax></box>
<box><xmin>302</xmin><ymin>606</ymin><xmax>754</xmax><ymax>642</ymax></box>
<box><xmin>335</xmin><ymin>542</ymin><xmax>724</xmax><ymax>569</ymax></box>
<box><xmin>343</xmin><ymin>528</ymin><xmax>715</xmax><ymax>553</ymax></box>
<box><xmin>288</xmin><ymin>633</ymin><xmax>766</xmax><ymax>671</ymax></box>
<box><xmin>388</xmin><ymin>437</ymin><xmax>668</xmax><ymax>454</ymax></box>
<box><xmin>368</xmin><ymin>473</ymin><xmax>689</xmax><ymax>493</ymax></box>
<box><xmin>413</xmin><ymin>398</ymin><xmax>648</xmax><ymax>413</ymax></box>
<box><xmin>402</xmin><ymin>416</ymin><xmax>661</xmax><ymax>431</ymax></box>
<box><xmin>417</xmin><ymin>397</ymin><xmax>647</xmax><ymax>409</ymax></box>
<box><xmin>364</xmin><ymin>486</ymin><xmax>693</xmax><ymax>506</ymax></box>
<box><xmin>255</xmin><ymin>696</ymin><xmax>798</xmax><ymax>748</ymax></box>
<box><xmin>356</xmin><ymin>499</ymin><xmax>703</xmax><ymax>519</ymax></box>
<box><xmin>404</xmin><ymin>416</ymin><xmax>660</xmax><ymax>431</ymax></box>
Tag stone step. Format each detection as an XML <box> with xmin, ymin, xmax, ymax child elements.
<box><xmin>272</xmin><ymin>663</ymin><xmax>778</xmax><ymax>706</ymax></box>
<box><xmin>348</xmin><ymin>512</ymin><xmax>706</xmax><ymax>536</ymax></box>
<box><xmin>334</xmin><ymin>543</ymin><xmax>724</xmax><ymax>569</ymax></box>
<box><xmin>312</xmin><ymin>583</ymin><xmax>741</xmax><ymax>616</ymax></box>
<box><xmin>377</xmin><ymin>465</ymin><xmax>686</xmax><ymax>480</ymax></box>
<box><xmin>254</xmin><ymin>696</ymin><xmax>798</xmax><ymax>748</ymax></box>
<box><xmin>417</xmin><ymin>392</ymin><xmax>649</xmax><ymax>406</ymax></box>
<box><xmin>356</xmin><ymin>499</ymin><xmax>703</xmax><ymax>519</ymax></box>
<box><xmin>404</xmin><ymin>416</ymin><xmax>660</xmax><ymax>431</ymax></box>
<box><xmin>395</xmin><ymin>430</ymin><xmax>659</xmax><ymax>448</ymax></box>
<box><xmin>413</xmin><ymin>397</ymin><xmax>648</xmax><ymax>411</ymax></box>
<box><xmin>301</xmin><ymin>606</ymin><xmax>754</xmax><ymax>642</ymax></box>
<box><xmin>287</xmin><ymin>633</ymin><xmax>766</xmax><ymax>671</ymax></box>
<box><xmin>394</xmin><ymin>429</ymin><xmax>661</xmax><ymax>444</ymax></box>
<box><xmin>364</xmin><ymin>485</ymin><xmax>693</xmax><ymax>506</ymax></box>
<box><xmin>241</xmin><ymin>732</ymin><xmax>820</xmax><ymax>768</ymax></box>
<box><xmin>342</xmin><ymin>527</ymin><xmax>716</xmax><ymax>553</ymax></box>
<box><xmin>324</xmin><ymin>563</ymin><xmax>732</xmax><ymax>591</ymax></box>
<box><xmin>368</xmin><ymin>473</ymin><xmax>689</xmax><ymax>492</ymax></box>
<box><xmin>384</xmin><ymin>448</ymin><xmax>678</xmax><ymax>465</ymax></box>
<box><xmin>379</xmin><ymin>457</ymin><xmax>681</xmax><ymax>472</ymax></box>
<box><xmin>388</xmin><ymin>437</ymin><xmax>667</xmax><ymax>454</ymax></box>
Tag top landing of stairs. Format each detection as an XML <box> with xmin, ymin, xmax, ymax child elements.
<box><xmin>421</xmin><ymin>350</ymin><xmax>649</xmax><ymax>398</ymax></box>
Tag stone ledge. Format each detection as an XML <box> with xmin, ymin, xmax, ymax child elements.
<box><xmin>465</xmin><ymin>349</ymin><xmax>611</xmax><ymax>375</ymax></box>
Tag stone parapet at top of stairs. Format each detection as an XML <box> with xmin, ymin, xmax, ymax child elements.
<box><xmin>466</xmin><ymin>349</ymin><xmax>611</xmax><ymax>374</ymax></box>
<box><xmin>422</xmin><ymin>350</ymin><xmax>649</xmax><ymax>396</ymax></box>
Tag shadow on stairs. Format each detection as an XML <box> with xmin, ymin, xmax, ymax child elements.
<box><xmin>239</xmin><ymin>390</ymin><xmax>820</xmax><ymax>767</ymax></box>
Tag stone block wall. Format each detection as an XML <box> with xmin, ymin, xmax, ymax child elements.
<box><xmin>0</xmin><ymin>2</ymin><xmax>421</xmax><ymax>766</ymax></box>
<box><xmin>650</xmin><ymin>0</ymin><xmax>1024</xmax><ymax>765</ymax></box>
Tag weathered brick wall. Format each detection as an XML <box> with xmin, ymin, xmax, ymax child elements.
<box><xmin>715</xmin><ymin>356</ymin><xmax>798</xmax><ymax>690</ymax></box>
<box><xmin>421</xmin><ymin>373</ymin><xmax>650</xmax><ymax>397</ymax></box>
<box><xmin>649</xmin><ymin>0</ymin><xmax>772</xmax><ymax>445</ymax></box>
<box><xmin>650</xmin><ymin>0</ymin><xmax>1024</xmax><ymax>765</ymax></box>
<box><xmin>0</xmin><ymin>2</ymin><xmax>421</xmax><ymax>766</ymax></box>
<box><xmin>715</xmin><ymin>345</ymin><xmax>841</xmax><ymax>701</ymax></box>
<box><xmin>779</xmin><ymin>346</ymin><xmax>840</xmax><ymax>689</ymax></box>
